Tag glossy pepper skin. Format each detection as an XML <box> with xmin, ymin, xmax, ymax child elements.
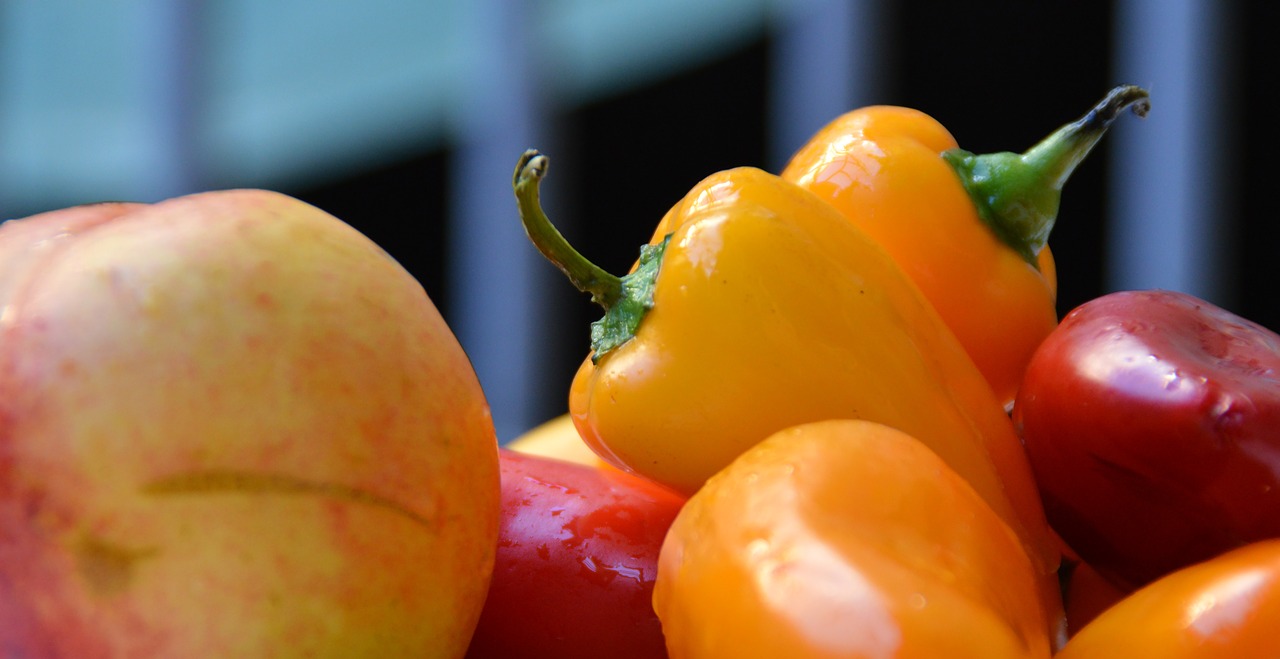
<box><xmin>1014</xmin><ymin>290</ymin><xmax>1280</xmax><ymax>591</ymax></box>
<box><xmin>782</xmin><ymin>86</ymin><xmax>1149</xmax><ymax>407</ymax></box>
<box><xmin>653</xmin><ymin>420</ymin><xmax>1053</xmax><ymax>659</ymax></box>
<box><xmin>1056</xmin><ymin>540</ymin><xmax>1280</xmax><ymax>658</ymax></box>
<box><xmin>513</xmin><ymin>152</ymin><xmax>1060</xmax><ymax>591</ymax></box>
<box><xmin>465</xmin><ymin>450</ymin><xmax>684</xmax><ymax>659</ymax></box>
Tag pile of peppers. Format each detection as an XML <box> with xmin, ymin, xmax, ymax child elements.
<box><xmin>463</xmin><ymin>83</ymin><xmax>1280</xmax><ymax>658</ymax></box>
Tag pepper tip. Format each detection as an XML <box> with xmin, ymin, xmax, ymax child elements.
<box><xmin>514</xmin><ymin>149</ymin><xmax>549</xmax><ymax>188</ymax></box>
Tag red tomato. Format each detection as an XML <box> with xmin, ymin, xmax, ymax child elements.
<box><xmin>1014</xmin><ymin>290</ymin><xmax>1280</xmax><ymax>590</ymax></box>
<box><xmin>464</xmin><ymin>449</ymin><xmax>685</xmax><ymax>659</ymax></box>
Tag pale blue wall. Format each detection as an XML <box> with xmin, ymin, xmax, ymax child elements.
<box><xmin>0</xmin><ymin>0</ymin><xmax>1233</xmax><ymax>441</ymax></box>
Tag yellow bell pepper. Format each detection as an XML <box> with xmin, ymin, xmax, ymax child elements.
<box><xmin>513</xmin><ymin>151</ymin><xmax>1058</xmax><ymax>591</ymax></box>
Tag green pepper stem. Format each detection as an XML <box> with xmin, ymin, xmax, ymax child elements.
<box><xmin>513</xmin><ymin>149</ymin><xmax>622</xmax><ymax>309</ymax></box>
<box><xmin>942</xmin><ymin>84</ymin><xmax>1151</xmax><ymax>265</ymax></box>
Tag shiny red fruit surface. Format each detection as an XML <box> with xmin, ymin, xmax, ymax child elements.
<box><xmin>465</xmin><ymin>449</ymin><xmax>684</xmax><ymax>659</ymax></box>
<box><xmin>1014</xmin><ymin>289</ymin><xmax>1280</xmax><ymax>590</ymax></box>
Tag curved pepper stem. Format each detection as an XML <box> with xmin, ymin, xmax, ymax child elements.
<box><xmin>514</xmin><ymin>149</ymin><xmax>669</xmax><ymax>360</ymax></box>
<box><xmin>514</xmin><ymin>150</ymin><xmax>622</xmax><ymax>308</ymax></box>
<box><xmin>942</xmin><ymin>84</ymin><xmax>1151</xmax><ymax>266</ymax></box>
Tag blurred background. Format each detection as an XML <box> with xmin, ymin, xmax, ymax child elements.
<box><xmin>2</xmin><ymin>1</ymin><xmax>1274</xmax><ymax>441</ymax></box>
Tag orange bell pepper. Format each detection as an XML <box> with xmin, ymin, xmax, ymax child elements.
<box><xmin>1056</xmin><ymin>540</ymin><xmax>1280</xmax><ymax>658</ymax></box>
<box><xmin>781</xmin><ymin>85</ymin><xmax>1149</xmax><ymax>407</ymax></box>
<box><xmin>653</xmin><ymin>420</ymin><xmax>1053</xmax><ymax>658</ymax></box>
<box><xmin>512</xmin><ymin>152</ymin><xmax>1059</xmax><ymax>592</ymax></box>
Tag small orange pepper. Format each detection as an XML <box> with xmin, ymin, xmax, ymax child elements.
<box><xmin>1056</xmin><ymin>540</ymin><xmax>1280</xmax><ymax>658</ymax></box>
<box><xmin>781</xmin><ymin>86</ymin><xmax>1149</xmax><ymax>406</ymax></box>
<box><xmin>653</xmin><ymin>420</ymin><xmax>1053</xmax><ymax>658</ymax></box>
